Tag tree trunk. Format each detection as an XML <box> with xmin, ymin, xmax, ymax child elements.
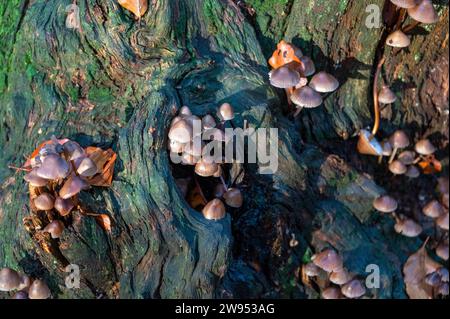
<box><xmin>0</xmin><ymin>0</ymin><xmax>448</xmax><ymax>299</ymax></box>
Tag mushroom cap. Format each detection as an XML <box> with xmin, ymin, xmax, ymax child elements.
<box><xmin>223</xmin><ymin>188</ymin><xmax>243</xmax><ymax>208</ymax></box>
<box><xmin>28</xmin><ymin>279</ymin><xmax>51</xmax><ymax>299</ymax></box>
<box><xmin>218</xmin><ymin>103</ymin><xmax>235</xmax><ymax>121</ymax></box>
<box><xmin>438</xmin><ymin>267</ymin><xmax>449</xmax><ymax>282</ymax></box>
<box><xmin>12</xmin><ymin>291</ymin><xmax>29</xmax><ymax>299</ymax></box>
<box><xmin>441</xmin><ymin>193</ymin><xmax>449</xmax><ymax>209</ymax></box>
<box><xmin>330</xmin><ymin>269</ymin><xmax>354</xmax><ymax>285</ymax></box>
<box><xmin>269</xmin><ymin>65</ymin><xmax>301</xmax><ymax>89</ymax></box>
<box><xmin>298</xmin><ymin>56</ymin><xmax>316</xmax><ymax>76</ymax></box>
<box><xmin>171</xmin><ymin>116</ymin><xmax>183</xmax><ymax>127</ymax></box>
<box><xmin>291</xmin><ymin>86</ymin><xmax>323</xmax><ymax>108</ymax></box>
<box><xmin>202</xmin><ymin>114</ymin><xmax>216</xmax><ymax>131</ymax></box>
<box><xmin>437</xmin><ymin>177</ymin><xmax>449</xmax><ymax>195</ymax></box>
<box><xmin>389</xmin><ymin>130</ymin><xmax>410</xmax><ymax>149</ymax></box>
<box><xmin>407</xmin><ymin>0</ymin><xmax>439</xmax><ymax>24</ymax></box>
<box><xmin>322</xmin><ymin>287</ymin><xmax>342</xmax><ymax>299</ymax></box>
<box><xmin>378</xmin><ymin>85</ymin><xmax>398</xmax><ymax>104</ymax></box>
<box><xmin>168</xmin><ymin>139</ymin><xmax>185</xmax><ymax>154</ymax></box>
<box><xmin>36</xmin><ymin>154</ymin><xmax>70</xmax><ymax>180</ymax></box>
<box><xmin>312</xmin><ymin>249</ymin><xmax>344</xmax><ymax>273</ymax></box>
<box><xmin>436</xmin><ymin>243</ymin><xmax>449</xmax><ymax>261</ymax></box>
<box><xmin>169</xmin><ymin>119</ymin><xmax>193</xmax><ymax>144</ymax></box>
<box><xmin>389</xmin><ymin>160</ymin><xmax>407</xmax><ymax>175</ymax></box>
<box><xmin>414</xmin><ymin>139</ymin><xmax>436</xmax><ymax>155</ymax></box>
<box><xmin>381</xmin><ymin>141</ymin><xmax>393</xmax><ymax>156</ymax></box>
<box><xmin>357</xmin><ymin>130</ymin><xmax>383</xmax><ymax>156</ymax></box>
<box><xmin>398</xmin><ymin>150</ymin><xmax>416</xmax><ymax>165</ymax></box>
<box><xmin>43</xmin><ymin>220</ymin><xmax>65</xmax><ymax>239</ymax></box>
<box><xmin>436</xmin><ymin>213</ymin><xmax>449</xmax><ymax>231</ymax></box>
<box><xmin>425</xmin><ymin>272</ymin><xmax>442</xmax><ymax>287</ymax></box>
<box><xmin>394</xmin><ymin>218</ymin><xmax>423</xmax><ymax>237</ymax></box>
<box><xmin>182</xmin><ymin>115</ymin><xmax>202</xmax><ymax>134</ymax></box>
<box><xmin>386</xmin><ymin>30</ymin><xmax>411</xmax><ymax>48</ymax></box>
<box><xmin>18</xmin><ymin>274</ymin><xmax>32</xmax><ymax>291</ymax></box>
<box><xmin>214</xmin><ymin>183</ymin><xmax>227</xmax><ymax>198</ymax></box>
<box><xmin>438</xmin><ymin>283</ymin><xmax>449</xmax><ymax>296</ymax></box>
<box><xmin>373</xmin><ymin>195</ymin><xmax>398</xmax><ymax>213</ymax></box>
<box><xmin>179</xmin><ymin>105</ymin><xmax>192</xmax><ymax>117</ymax></box>
<box><xmin>423</xmin><ymin>200</ymin><xmax>445</xmax><ymax>218</ymax></box>
<box><xmin>341</xmin><ymin>279</ymin><xmax>366</xmax><ymax>299</ymax></box>
<box><xmin>55</xmin><ymin>196</ymin><xmax>75</xmax><ymax>216</ymax></box>
<box><xmin>59</xmin><ymin>175</ymin><xmax>89</xmax><ymax>199</ymax></box>
<box><xmin>76</xmin><ymin>157</ymin><xmax>98</xmax><ymax>177</ymax></box>
<box><xmin>405</xmin><ymin>165</ymin><xmax>420</xmax><ymax>179</ymax></box>
<box><xmin>0</xmin><ymin>268</ymin><xmax>21</xmax><ymax>292</ymax></box>
<box><xmin>389</xmin><ymin>0</ymin><xmax>421</xmax><ymax>8</ymax></box>
<box><xmin>63</xmin><ymin>141</ymin><xmax>85</xmax><ymax>161</ymax></box>
<box><xmin>195</xmin><ymin>159</ymin><xmax>219</xmax><ymax>177</ymax></box>
<box><xmin>309</xmin><ymin>72</ymin><xmax>339</xmax><ymax>93</ymax></box>
<box><xmin>24</xmin><ymin>169</ymin><xmax>48</xmax><ymax>187</ymax></box>
<box><xmin>303</xmin><ymin>262</ymin><xmax>321</xmax><ymax>277</ymax></box>
<box><xmin>34</xmin><ymin>193</ymin><xmax>55</xmax><ymax>211</ymax></box>
<box><xmin>202</xmin><ymin>199</ymin><xmax>226</xmax><ymax>220</ymax></box>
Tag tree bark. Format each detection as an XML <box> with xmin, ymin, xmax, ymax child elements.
<box><xmin>0</xmin><ymin>0</ymin><xmax>448</xmax><ymax>299</ymax></box>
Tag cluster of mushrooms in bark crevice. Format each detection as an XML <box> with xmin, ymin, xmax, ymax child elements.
<box><xmin>168</xmin><ymin>103</ymin><xmax>244</xmax><ymax>220</ymax></box>
<box><xmin>0</xmin><ymin>267</ymin><xmax>51</xmax><ymax>299</ymax></box>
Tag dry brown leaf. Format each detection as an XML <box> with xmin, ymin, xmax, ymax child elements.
<box><xmin>85</xmin><ymin>147</ymin><xmax>117</xmax><ymax>187</ymax></box>
<box><xmin>118</xmin><ymin>0</ymin><xmax>148</xmax><ymax>18</ymax></box>
<box><xmin>95</xmin><ymin>214</ymin><xmax>112</xmax><ymax>232</ymax></box>
<box><xmin>403</xmin><ymin>240</ymin><xmax>442</xmax><ymax>299</ymax></box>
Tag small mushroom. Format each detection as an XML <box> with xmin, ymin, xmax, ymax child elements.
<box><xmin>218</xmin><ymin>103</ymin><xmax>235</xmax><ymax>121</ymax></box>
<box><xmin>269</xmin><ymin>65</ymin><xmax>301</xmax><ymax>88</ymax></box>
<box><xmin>18</xmin><ymin>274</ymin><xmax>32</xmax><ymax>291</ymax></box>
<box><xmin>407</xmin><ymin>0</ymin><xmax>439</xmax><ymax>24</ymax></box>
<box><xmin>341</xmin><ymin>279</ymin><xmax>366</xmax><ymax>299</ymax></box>
<box><xmin>389</xmin><ymin>160</ymin><xmax>407</xmax><ymax>175</ymax></box>
<box><xmin>24</xmin><ymin>169</ymin><xmax>48</xmax><ymax>187</ymax></box>
<box><xmin>34</xmin><ymin>193</ymin><xmax>55</xmax><ymax>211</ymax></box>
<box><xmin>303</xmin><ymin>262</ymin><xmax>321</xmax><ymax>277</ymax></box>
<box><xmin>423</xmin><ymin>200</ymin><xmax>445</xmax><ymax>218</ymax></box>
<box><xmin>36</xmin><ymin>154</ymin><xmax>70</xmax><ymax>180</ymax></box>
<box><xmin>436</xmin><ymin>213</ymin><xmax>449</xmax><ymax>231</ymax></box>
<box><xmin>223</xmin><ymin>188</ymin><xmax>243</xmax><ymax>208</ymax></box>
<box><xmin>43</xmin><ymin>220</ymin><xmax>65</xmax><ymax>239</ymax></box>
<box><xmin>12</xmin><ymin>291</ymin><xmax>29</xmax><ymax>299</ymax></box>
<box><xmin>425</xmin><ymin>272</ymin><xmax>442</xmax><ymax>287</ymax></box>
<box><xmin>438</xmin><ymin>267</ymin><xmax>449</xmax><ymax>282</ymax></box>
<box><xmin>437</xmin><ymin>177</ymin><xmax>449</xmax><ymax>195</ymax></box>
<box><xmin>298</xmin><ymin>56</ymin><xmax>316</xmax><ymax>76</ymax></box>
<box><xmin>394</xmin><ymin>218</ymin><xmax>423</xmax><ymax>237</ymax></box>
<box><xmin>398</xmin><ymin>151</ymin><xmax>416</xmax><ymax>165</ymax></box>
<box><xmin>0</xmin><ymin>268</ymin><xmax>21</xmax><ymax>292</ymax></box>
<box><xmin>290</xmin><ymin>86</ymin><xmax>323</xmax><ymax>109</ymax></box>
<box><xmin>415</xmin><ymin>139</ymin><xmax>436</xmax><ymax>156</ymax></box>
<box><xmin>202</xmin><ymin>114</ymin><xmax>216</xmax><ymax>131</ymax></box>
<box><xmin>59</xmin><ymin>174</ymin><xmax>89</xmax><ymax>199</ymax></box>
<box><xmin>389</xmin><ymin>0</ymin><xmax>421</xmax><ymax>9</ymax></box>
<box><xmin>405</xmin><ymin>165</ymin><xmax>420</xmax><ymax>179</ymax></box>
<box><xmin>386</xmin><ymin>30</ymin><xmax>410</xmax><ymax>48</ymax></box>
<box><xmin>179</xmin><ymin>105</ymin><xmax>192</xmax><ymax>117</ymax></box>
<box><xmin>436</xmin><ymin>243</ymin><xmax>449</xmax><ymax>261</ymax></box>
<box><xmin>28</xmin><ymin>279</ymin><xmax>51</xmax><ymax>299</ymax></box>
<box><xmin>329</xmin><ymin>269</ymin><xmax>354</xmax><ymax>285</ymax></box>
<box><xmin>388</xmin><ymin>130</ymin><xmax>410</xmax><ymax>163</ymax></box>
<box><xmin>437</xmin><ymin>283</ymin><xmax>449</xmax><ymax>296</ymax></box>
<box><xmin>195</xmin><ymin>158</ymin><xmax>219</xmax><ymax>177</ymax></box>
<box><xmin>169</xmin><ymin>119</ymin><xmax>193</xmax><ymax>144</ymax></box>
<box><xmin>378</xmin><ymin>85</ymin><xmax>398</xmax><ymax>104</ymax></box>
<box><xmin>322</xmin><ymin>287</ymin><xmax>342</xmax><ymax>299</ymax></box>
<box><xmin>308</xmin><ymin>71</ymin><xmax>339</xmax><ymax>93</ymax></box>
<box><xmin>202</xmin><ymin>199</ymin><xmax>226</xmax><ymax>221</ymax></box>
<box><xmin>357</xmin><ymin>130</ymin><xmax>383</xmax><ymax>156</ymax></box>
<box><xmin>63</xmin><ymin>141</ymin><xmax>85</xmax><ymax>161</ymax></box>
<box><xmin>76</xmin><ymin>157</ymin><xmax>98</xmax><ymax>177</ymax></box>
<box><xmin>373</xmin><ymin>195</ymin><xmax>398</xmax><ymax>213</ymax></box>
<box><xmin>214</xmin><ymin>183</ymin><xmax>227</xmax><ymax>198</ymax></box>
<box><xmin>312</xmin><ymin>249</ymin><xmax>344</xmax><ymax>273</ymax></box>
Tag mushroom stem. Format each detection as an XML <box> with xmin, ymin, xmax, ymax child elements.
<box><xmin>194</xmin><ymin>176</ymin><xmax>208</xmax><ymax>205</ymax></box>
<box><xmin>378</xmin><ymin>155</ymin><xmax>383</xmax><ymax>164</ymax></box>
<box><xmin>372</xmin><ymin>56</ymin><xmax>386</xmax><ymax>136</ymax></box>
<box><xmin>219</xmin><ymin>173</ymin><xmax>228</xmax><ymax>191</ymax></box>
<box><xmin>395</xmin><ymin>8</ymin><xmax>407</xmax><ymax>30</ymax></box>
<box><xmin>402</xmin><ymin>21</ymin><xmax>420</xmax><ymax>34</ymax></box>
<box><xmin>285</xmin><ymin>87</ymin><xmax>295</xmax><ymax>112</ymax></box>
<box><xmin>293</xmin><ymin>106</ymin><xmax>303</xmax><ymax>118</ymax></box>
<box><xmin>413</xmin><ymin>156</ymin><xmax>423</xmax><ymax>164</ymax></box>
<box><xmin>389</xmin><ymin>146</ymin><xmax>399</xmax><ymax>164</ymax></box>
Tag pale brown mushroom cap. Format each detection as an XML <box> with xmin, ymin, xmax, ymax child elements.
<box><xmin>36</xmin><ymin>154</ymin><xmax>70</xmax><ymax>180</ymax></box>
<box><xmin>59</xmin><ymin>175</ymin><xmax>89</xmax><ymax>199</ymax></box>
<box><xmin>357</xmin><ymin>130</ymin><xmax>383</xmax><ymax>156</ymax></box>
<box><xmin>436</xmin><ymin>213</ymin><xmax>449</xmax><ymax>231</ymax></box>
<box><xmin>179</xmin><ymin>106</ymin><xmax>192</xmax><ymax>117</ymax></box>
<box><xmin>291</xmin><ymin>86</ymin><xmax>323</xmax><ymax>108</ymax></box>
<box><xmin>202</xmin><ymin>199</ymin><xmax>226</xmax><ymax>220</ymax></box>
<box><xmin>394</xmin><ymin>218</ymin><xmax>423</xmax><ymax>237</ymax></box>
<box><xmin>28</xmin><ymin>279</ymin><xmax>51</xmax><ymax>299</ymax></box>
<box><xmin>423</xmin><ymin>200</ymin><xmax>445</xmax><ymax>218</ymax></box>
<box><xmin>303</xmin><ymin>262</ymin><xmax>321</xmax><ymax>277</ymax></box>
<box><xmin>34</xmin><ymin>193</ymin><xmax>55</xmax><ymax>211</ymax></box>
<box><xmin>389</xmin><ymin>160</ymin><xmax>407</xmax><ymax>175</ymax></box>
<box><xmin>269</xmin><ymin>66</ymin><xmax>301</xmax><ymax>89</ymax></box>
<box><xmin>76</xmin><ymin>157</ymin><xmax>98</xmax><ymax>177</ymax></box>
<box><xmin>405</xmin><ymin>165</ymin><xmax>420</xmax><ymax>179</ymax></box>
<box><xmin>43</xmin><ymin>220</ymin><xmax>65</xmax><ymax>239</ymax></box>
<box><xmin>171</xmin><ymin>116</ymin><xmax>183</xmax><ymax>127</ymax></box>
<box><xmin>312</xmin><ymin>249</ymin><xmax>344</xmax><ymax>273</ymax></box>
<box><xmin>0</xmin><ymin>268</ymin><xmax>21</xmax><ymax>292</ymax></box>
<box><xmin>341</xmin><ymin>279</ymin><xmax>366</xmax><ymax>299</ymax></box>
<box><xmin>378</xmin><ymin>85</ymin><xmax>398</xmax><ymax>104</ymax></box>
<box><xmin>389</xmin><ymin>130</ymin><xmax>410</xmax><ymax>149</ymax></box>
<box><xmin>322</xmin><ymin>287</ymin><xmax>342</xmax><ymax>299</ymax></box>
<box><xmin>390</xmin><ymin>0</ymin><xmax>421</xmax><ymax>8</ymax></box>
<box><xmin>398</xmin><ymin>150</ymin><xmax>416</xmax><ymax>165</ymax></box>
<box><xmin>54</xmin><ymin>197</ymin><xmax>75</xmax><ymax>216</ymax></box>
<box><xmin>414</xmin><ymin>139</ymin><xmax>436</xmax><ymax>155</ymax></box>
<box><xmin>330</xmin><ymin>269</ymin><xmax>354</xmax><ymax>285</ymax></box>
<box><xmin>223</xmin><ymin>188</ymin><xmax>243</xmax><ymax>208</ymax></box>
<box><xmin>373</xmin><ymin>195</ymin><xmax>398</xmax><ymax>213</ymax></box>
<box><xmin>169</xmin><ymin>119</ymin><xmax>193</xmax><ymax>144</ymax></box>
<box><xmin>386</xmin><ymin>30</ymin><xmax>411</xmax><ymax>48</ymax></box>
<box><xmin>309</xmin><ymin>71</ymin><xmax>339</xmax><ymax>93</ymax></box>
<box><xmin>24</xmin><ymin>169</ymin><xmax>48</xmax><ymax>187</ymax></box>
<box><xmin>218</xmin><ymin>103</ymin><xmax>235</xmax><ymax>121</ymax></box>
<box><xmin>425</xmin><ymin>272</ymin><xmax>442</xmax><ymax>287</ymax></box>
<box><xmin>195</xmin><ymin>158</ymin><xmax>219</xmax><ymax>177</ymax></box>
<box><xmin>436</xmin><ymin>243</ymin><xmax>449</xmax><ymax>261</ymax></box>
<box><xmin>407</xmin><ymin>0</ymin><xmax>439</xmax><ymax>24</ymax></box>
<box><xmin>63</xmin><ymin>141</ymin><xmax>85</xmax><ymax>161</ymax></box>
<box><xmin>299</xmin><ymin>56</ymin><xmax>316</xmax><ymax>76</ymax></box>
<box><xmin>201</xmin><ymin>114</ymin><xmax>216</xmax><ymax>131</ymax></box>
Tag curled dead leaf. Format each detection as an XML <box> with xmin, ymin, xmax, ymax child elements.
<box><xmin>418</xmin><ymin>156</ymin><xmax>442</xmax><ymax>175</ymax></box>
<box><xmin>95</xmin><ymin>214</ymin><xmax>112</xmax><ymax>232</ymax></box>
<box><xmin>85</xmin><ymin>147</ymin><xmax>117</xmax><ymax>187</ymax></box>
<box><xmin>118</xmin><ymin>0</ymin><xmax>148</xmax><ymax>18</ymax></box>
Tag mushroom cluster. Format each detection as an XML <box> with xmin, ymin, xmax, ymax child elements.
<box><xmin>425</xmin><ymin>267</ymin><xmax>449</xmax><ymax>297</ymax></box>
<box><xmin>268</xmin><ymin>41</ymin><xmax>339</xmax><ymax>116</ymax></box>
<box><xmin>0</xmin><ymin>267</ymin><xmax>51</xmax><ymax>299</ymax></box>
<box><xmin>358</xmin><ymin>0</ymin><xmax>439</xmax><ymax>157</ymax></box>
<box><xmin>303</xmin><ymin>249</ymin><xmax>367</xmax><ymax>299</ymax></box>
<box><xmin>168</xmin><ymin>104</ymin><xmax>244</xmax><ymax>221</ymax></box>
